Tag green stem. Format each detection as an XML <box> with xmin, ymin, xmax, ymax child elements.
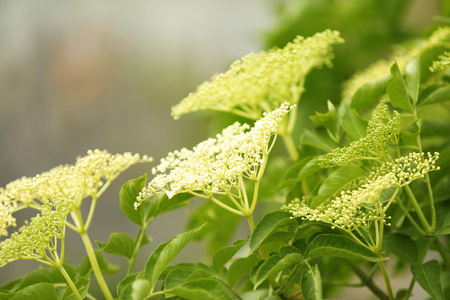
<box><xmin>378</xmin><ymin>261</ymin><xmax>394</xmax><ymax>300</ymax></box>
<box><xmin>395</xmin><ymin>198</ymin><xmax>426</xmax><ymax>235</ymax></box>
<box><xmin>128</xmin><ymin>227</ymin><xmax>149</xmax><ymax>274</ymax></box>
<box><xmin>434</xmin><ymin>238</ymin><xmax>450</xmax><ymax>271</ymax></box>
<box><xmin>403</xmin><ymin>277</ymin><xmax>416</xmax><ymax>300</ymax></box>
<box><xmin>80</xmin><ymin>231</ymin><xmax>113</xmax><ymax>300</ymax></box>
<box><xmin>57</xmin><ymin>264</ymin><xmax>83</xmax><ymax>300</ymax></box>
<box><xmin>246</xmin><ymin>215</ymin><xmax>255</xmax><ymax>233</ymax></box>
<box><xmin>281</xmin><ymin>134</ymin><xmax>299</xmax><ymax>161</ymax></box>
<box><xmin>403</xmin><ymin>185</ymin><xmax>432</xmax><ymax>233</ymax></box>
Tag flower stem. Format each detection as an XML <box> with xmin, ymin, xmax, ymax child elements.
<box><xmin>80</xmin><ymin>231</ymin><xmax>113</xmax><ymax>300</ymax></box>
<box><xmin>57</xmin><ymin>264</ymin><xmax>83</xmax><ymax>300</ymax></box>
<box><xmin>344</xmin><ymin>259</ymin><xmax>388</xmax><ymax>300</ymax></box>
<box><xmin>378</xmin><ymin>261</ymin><xmax>394</xmax><ymax>300</ymax></box>
<box><xmin>403</xmin><ymin>185</ymin><xmax>432</xmax><ymax>233</ymax></box>
<box><xmin>434</xmin><ymin>238</ymin><xmax>450</xmax><ymax>271</ymax></box>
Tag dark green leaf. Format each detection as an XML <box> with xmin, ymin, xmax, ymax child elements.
<box><xmin>227</xmin><ymin>254</ymin><xmax>259</xmax><ymax>288</ymax></box>
<box><xmin>387</xmin><ymin>62</ymin><xmax>413</xmax><ymax>113</ymax></box>
<box><xmin>383</xmin><ymin>233</ymin><xmax>418</xmax><ymax>263</ymax></box>
<box><xmin>212</xmin><ymin>239</ymin><xmax>248</xmax><ymax>273</ymax></box>
<box><xmin>143</xmin><ymin>192</ymin><xmax>192</xmax><ymax>224</ymax></box>
<box><xmin>16</xmin><ymin>265</ymin><xmax>75</xmax><ymax>291</ymax></box>
<box><xmin>120</xmin><ymin>174</ymin><xmax>147</xmax><ymax>226</ymax></box>
<box><xmin>411</xmin><ymin>260</ymin><xmax>445</xmax><ymax>300</ymax></box>
<box><xmin>301</xmin><ymin>264</ymin><xmax>322</xmax><ymax>300</ymax></box>
<box><xmin>418</xmin><ymin>85</ymin><xmax>450</xmax><ymax>107</ymax></box>
<box><xmin>116</xmin><ymin>272</ymin><xmax>144</xmax><ymax>299</ymax></box>
<box><xmin>144</xmin><ymin>223</ymin><xmax>206</xmax><ymax>292</ymax></box>
<box><xmin>437</xmin><ymin>210</ymin><xmax>450</xmax><ymax>235</ymax></box>
<box><xmin>249</xmin><ymin>210</ymin><xmax>297</xmax><ymax>253</ymax></box>
<box><xmin>164</xmin><ymin>278</ymin><xmax>233</xmax><ymax>300</ymax></box>
<box><xmin>340</xmin><ymin>108</ymin><xmax>368</xmax><ymax>142</ymax></box>
<box><xmin>350</xmin><ymin>75</ymin><xmax>392</xmax><ymax>112</ymax></box>
<box><xmin>308</xmin><ymin>234</ymin><xmax>382</xmax><ymax>262</ymax></box>
<box><xmin>310</xmin><ymin>166</ymin><xmax>366</xmax><ymax>208</ymax></box>
<box><xmin>80</xmin><ymin>251</ymin><xmax>121</xmax><ymax>275</ymax></box>
<box><xmin>96</xmin><ymin>232</ymin><xmax>135</xmax><ymax>260</ymax></box>
<box><xmin>11</xmin><ymin>283</ymin><xmax>57</xmax><ymax>300</ymax></box>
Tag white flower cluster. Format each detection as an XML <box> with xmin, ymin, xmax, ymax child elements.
<box><xmin>136</xmin><ymin>103</ymin><xmax>295</xmax><ymax>208</ymax></box>
<box><xmin>343</xmin><ymin>26</ymin><xmax>450</xmax><ymax>99</ymax></box>
<box><xmin>0</xmin><ymin>150</ymin><xmax>152</xmax><ymax>236</ymax></box>
<box><xmin>286</xmin><ymin>152</ymin><xmax>439</xmax><ymax>231</ymax></box>
<box><xmin>430</xmin><ymin>51</ymin><xmax>450</xmax><ymax>72</ymax></box>
<box><xmin>320</xmin><ymin>103</ymin><xmax>400</xmax><ymax>167</ymax></box>
<box><xmin>171</xmin><ymin>30</ymin><xmax>343</xmax><ymax>120</ymax></box>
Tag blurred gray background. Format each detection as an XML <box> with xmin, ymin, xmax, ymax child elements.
<box><xmin>0</xmin><ymin>0</ymin><xmax>440</xmax><ymax>299</ymax></box>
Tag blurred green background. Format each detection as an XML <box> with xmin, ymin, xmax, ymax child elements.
<box><xmin>0</xmin><ymin>0</ymin><xmax>444</xmax><ymax>298</ymax></box>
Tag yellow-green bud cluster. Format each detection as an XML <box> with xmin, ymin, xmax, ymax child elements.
<box><xmin>430</xmin><ymin>51</ymin><xmax>450</xmax><ymax>72</ymax></box>
<box><xmin>286</xmin><ymin>152</ymin><xmax>439</xmax><ymax>231</ymax></box>
<box><xmin>0</xmin><ymin>150</ymin><xmax>151</xmax><ymax>265</ymax></box>
<box><xmin>320</xmin><ymin>103</ymin><xmax>400</xmax><ymax>167</ymax></box>
<box><xmin>136</xmin><ymin>103</ymin><xmax>295</xmax><ymax>207</ymax></box>
<box><xmin>171</xmin><ymin>30</ymin><xmax>343</xmax><ymax>120</ymax></box>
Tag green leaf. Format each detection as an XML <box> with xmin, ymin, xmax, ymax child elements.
<box><xmin>310</xmin><ymin>166</ymin><xmax>366</xmax><ymax>208</ymax></box>
<box><xmin>164</xmin><ymin>269</ymin><xmax>194</xmax><ymax>292</ymax></box>
<box><xmin>310</xmin><ymin>100</ymin><xmax>337</xmax><ymax>134</ymax></box>
<box><xmin>249</xmin><ymin>210</ymin><xmax>297</xmax><ymax>253</ymax></box>
<box><xmin>350</xmin><ymin>75</ymin><xmax>392</xmax><ymax>112</ymax></box>
<box><xmin>301</xmin><ymin>128</ymin><xmax>341</xmax><ymax>153</ymax></box>
<box><xmin>437</xmin><ymin>210</ymin><xmax>450</xmax><ymax>235</ymax></box>
<box><xmin>163</xmin><ymin>278</ymin><xmax>233</xmax><ymax>300</ymax></box>
<box><xmin>15</xmin><ymin>265</ymin><xmax>75</xmax><ymax>291</ymax></box>
<box><xmin>212</xmin><ymin>239</ymin><xmax>248</xmax><ymax>273</ymax></box>
<box><xmin>96</xmin><ymin>232</ymin><xmax>135</xmax><ymax>260</ymax></box>
<box><xmin>308</xmin><ymin>234</ymin><xmax>382</xmax><ymax>262</ymax></box>
<box><xmin>80</xmin><ymin>251</ymin><xmax>121</xmax><ymax>275</ymax></box>
<box><xmin>400</xmin><ymin>119</ymin><xmax>421</xmax><ymax>148</ymax></box>
<box><xmin>411</xmin><ymin>260</ymin><xmax>445</xmax><ymax>300</ymax></box>
<box><xmin>120</xmin><ymin>174</ymin><xmax>147</xmax><ymax>226</ymax></box>
<box><xmin>143</xmin><ymin>192</ymin><xmax>192</xmax><ymax>224</ymax></box>
<box><xmin>144</xmin><ymin>223</ymin><xmax>206</xmax><ymax>292</ymax></box>
<box><xmin>383</xmin><ymin>233</ymin><xmax>418</xmax><ymax>263</ymax></box>
<box><xmin>405</xmin><ymin>57</ymin><xmax>421</xmax><ymax>105</ymax></box>
<box><xmin>11</xmin><ymin>283</ymin><xmax>57</xmax><ymax>300</ymax></box>
<box><xmin>301</xmin><ymin>264</ymin><xmax>323</xmax><ymax>300</ymax></box>
<box><xmin>116</xmin><ymin>272</ymin><xmax>145</xmax><ymax>299</ymax></box>
<box><xmin>117</xmin><ymin>276</ymin><xmax>151</xmax><ymax>300</ymax></box>
<box><xmin>340</xmin><ymin>108</ymin><xmax>368</xmax><ymax>142</ymax></box>
<box><xmin>227</xmin><ymin>254</ymin><xmax>259</xmax><ymax>288</ymax></box>
<box><xmin>417</xmin><ymin>85</ymin><xmax>450</xmax><ymax>107</ymax></box>
<box><xmin>387</xmin><ymin>62</ymin><xmax>413</xmax><ymax>113</ymax></box>
<box><xmin>62</xmin><ymin>277</ymin><xmax>90</xmax><ymax>300</ymax></box>
<box><xmin>252</xmin><ymin>250</ymin><xmax>303</xmax><ymax>289</ymax></box>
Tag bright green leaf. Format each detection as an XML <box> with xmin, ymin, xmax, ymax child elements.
<box><xmin>62</xmin><ymin>277</ymin><xmax>90</xmax><ymax>300</ymax></box>
<box><xmin>411</xmin><ymin>260</ymin><xmax>445</xmax><ymax>300</ymax></box>
<box><xmin>310</xmin><ymin>100</ymin><xmax>337</xmax><ymax>134</ymax></box>
<box><xmin>249</xmin><ymin>210</ymin><xmax>297</xmax><ymax>253</ymax></box>
<box><xmin>418</xmin><ymin>85</ymin><xmax>450</xmax><ymax>107</ymax></box>
<box><xmin>301</xmin><ymin>128</ymin><xmax>341</xmax><ymax>153</ymax></box>
<box><xmin>11</xmin><ymin>283</ymin><xmax>57</xmax><ymax>300</ymax></box>
<box><xmin>308</xmin><ymin>234</ymin><xmax>382</xmax><ymax>262</ymax></box>
<box><xmin>253</xmin><ymin>252</ymin><xmax>303</xmax><ymax>289</ymax></box>
<box><xmin>116</xmin><ymin>272</ymin><xmax>144</xmax><ymax>299</ymax></box>
<box><xmin>405</xmin><ymin>57</ymin><xmax>421</xmax><ymax>105</ymax></box>
<box><xmin>227</xmin><ymin>254</ymin><xmax>259</xmax><ymax>288</ymax></box>
<box><xmin>340</xmin><ymin>108</ymin><xmax>368</xmax><ymax>142</ymax></box>
<box><xmin>143</xmin><ymin>192</ymin><xmax>192</xmax><ymax>224</ymax></box>
<box><xmin>212</xmin><ymin>239</ymin><xmax>248</xmax><ymax>273</ymax></box>
<box><xmin>301</xmin><ymin>264</ymin><xmax>322</xmax><ymax>300</ymax></box>
<box><xmin>80</xmin><ymin>251</ymin><xmax>121</xmax><ymax>275</ymax></box>
<box><xmin>383</xmin><ymin>233</ymin><xmax>418</xmax><ymax>263</ymax></box>
<box><xmin>400</xmin><ymin>119</ymin><xmax>421</xmax><ymax>148</ymax></box>
<box><xmin>350</xmin><ymin>75</ymin><xmax>392</xmax><ymax>112</ymax></box>
<box><xmin>164</xmin><ymin>269</ymin><xmax>192</xmax><ymax>293</ymax></box>
<box><xmin>387</xmin><ymin>62</ymin><xmax>413</xmax><ymax>113</ymax></box>
<box><xmin>120</xmin><ymin>174</ymin><xmax>147</xmax><ymax>226</ymax></box>
<box><xmin>96</xmin><ymin>232</ymin><xmax>135</xmax><ymax>260</ymax></box>
<box><xmin>163</xmin><ymin>278</ymin><xmax>233</xmax><ymax>300</ymax></box>
<box><xmin>144</xmin><ymin>223</ymin><xmax>206</xmax><ymax>292</ymax></box>
<box><xmin>310</xmin><ymin>166</ymin><xmax>366</xmax><ymax>208</ymax></box>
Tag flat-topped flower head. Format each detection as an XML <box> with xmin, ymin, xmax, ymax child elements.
<box><xmin>171</xmin><ymin>30</ymin><xmax>343</xmax><ymax>120</ymax></box>
<box><xmin>0</xmin><ymin>150</ymin><xmax>152</xmax><ymax>236</ymax></box>
<box><xmin>136</xmin><ymin>103</ymin><xmax>295</xmax><ymax>208</ymax></box>
<box><xmin>430</xmin><ymin>51</ymin><xmax>450</xmax><ymax>72</ymax></box>
<box><xmin>343</xmin><ymin>26</ymin><xmax>450</xmax><ymax>99</ymax></box>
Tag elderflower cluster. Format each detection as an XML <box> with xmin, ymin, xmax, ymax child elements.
<box><xmin>171</xmin><ymin>30</ymin><xmax>343</xmax><ymax>120</ymax></box>
<box><xmin>343</xmin><ymin>26</ymin><xmax>450</xmax><ymax>99</ymax></box>
<box><xmin>286</xmin><ymin>152</ymin><xmax>439</xmax><ymax>231</ymax></box>
<box><xmin>430</xmin><ymin>51</ymin><xmax>450</xmax><ymax>72</ymax></box>
<box><xmin>136</xmin><ymin>103</ymin><xmax>295</xmax><ymax>207</ymax></box>
<box><xmin>320</xmin><ymin>102</ymin><xmax>400</xmax><ymax>167</ymax></box>
<box><xmin>0</xmin><ymin>150</ymin><xmax>152</xmax><ymax>236</ymax></box>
